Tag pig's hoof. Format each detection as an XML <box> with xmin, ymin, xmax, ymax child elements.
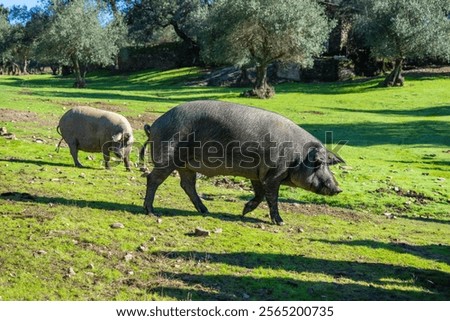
<box><xmin>272</xmin><ymin>218</ymin><xmax>285</xmax><ymax>226</ymax></box>
<box><xmin>146</xmin><ymin>211</ymin><xmax>160</xmax><ymax>217</ymax></box>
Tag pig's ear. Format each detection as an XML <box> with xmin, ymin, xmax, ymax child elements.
<box><xmin>112</xmin><ymin>132</ymin><xmax>123</xmax><ymax>142</ymax></box>
<box><xmin>327</xmin><ymin>151</ymin><xmax>345</xmax><ymax>165</ymax></box>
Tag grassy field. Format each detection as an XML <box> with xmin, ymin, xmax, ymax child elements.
<box><xmin>0</xmin><ymin>68</ymin><xmax>449</xmax><ymax>300</ymax></box>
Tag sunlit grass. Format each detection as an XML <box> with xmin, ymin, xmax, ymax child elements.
<box><xmin>0</xmin><ymin>69</ymin><xmax>449</xmax><ymax>300</ymax></box>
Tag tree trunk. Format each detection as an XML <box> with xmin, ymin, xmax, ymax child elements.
<box><xmin>236</xmin><ymin>66</ymin><xmax>252</xmax><ymax>87</ymax></box>
<box><xmin>22</xmin><ymin>57</ymin><xmax>29</xmax><ymax>75</ymax></box>
<box><xmin>50</xmin><ymin>65</ymin><xmax>59</xmax><ymax>75</ymax></box>
<box><xmin>383</xmin><ymin>58</ymin><xmax>404</xmax><ymax>87</ymax></box>
<box><xmin>170</xmin><ymin>20</ymin><xmax>200</xmax><ymax>65</ymax></box>
<box><xmin>71</xmin><ymin>56</ymin><xmax>86</xmax><ymax>88</ymax></box>
<box><xmin>241</xmin><ymin>64</ymin><xmax>275</xmax><ymax>99</ymax></box>
<box><xmin>249</xmin><ymin>64</ymin><xmax>275</xmax><ymax>99</ymax></box>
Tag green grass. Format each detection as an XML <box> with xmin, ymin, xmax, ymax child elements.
<box><xmin>0</xmin><ymin>68</ymin><xmax>449</xmax><ymax>300</ymax></box>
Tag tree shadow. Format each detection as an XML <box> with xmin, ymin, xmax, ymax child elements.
<box><xmin>0</xmin><ymin>192</ymin><xmax>266</xmax><ymax>224</ymax></box>
<box><xmin>322</xmin><ymin>105</ymin><xmax>450</xmax><ymax>117</ymax></box>
<box><xmin>276</xmin><ymin>78</ymin><xmax>381</xmax><ymax>95</ymax></box>
<box><xmin>301</xmin><ymin>120</ymin><xmax>449</xmax><ymax>146</ymax></box>
<box><xmin>149</xmin><ymin>251</ymin><xmax>450</xmax><ymax>300</ymax></box>
<box><xmin>309</xmin><ymin>239</ymin><xmax>450</xmax><ymax>265</ymax></box>
<box><xmin>0</xmin><ymin>158</ymin><xmax>98</xmax><ymax>169</ymax></box>
<box><xmin>396</xmin><ymin>215</ymin><xmax>450</xmax><ymax>226</ymax></box>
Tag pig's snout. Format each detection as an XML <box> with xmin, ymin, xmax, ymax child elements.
<box><xmin>333</xmin><ymin>187</ymin><xmax>343</xmax><ymax>195</ymax></box>
<box><xmin>319</xmin><ymin>182</ymin><xmax>342</xmax><ymax>196</ymax></box>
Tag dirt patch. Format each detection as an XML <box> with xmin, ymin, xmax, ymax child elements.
<box><xmin>373</xmin><ymin>186</ymin><xmax>433</xmax><ymax>204</ymax></box>
<box><xmin>299</xmin><ymin>110</ymin><xmax>325</xmax><ymax>115</ymax></box>
<box><xmin>0</xmin><ymin>108</ymin><xmax>39</xmax><ymax>123</ymax></box>
<box><xmin>0</xmin><ymin>108</ymin><xmax>56</xmax><ymax>127</ymax></box>
<box><xmin>126</xmin><ymin>112</ymin><xmax>160</xmax><ymax>131</ymax></box>
<box><xmin>209</xmin><ymin>176</ymin><xmax>251</xmax><ymax>191</ymax></box>
<box><xmin>279</xmin><ymin>202</ymin><xmax>363</xmax><ymax>222</ymax></box>
<box><xmin>18</xmin><ymin>89</ymin><xmax>34</xmax><ymax>95</ymax></box>
<box><xmin>58</xmin><ymin>101</ymin><xmax>126</xmax><ymax>113</ymax></box>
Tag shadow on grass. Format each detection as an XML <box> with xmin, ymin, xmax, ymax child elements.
<box><xmin>0</xmin><ymin>158</ymin><xmax>98</xmax><ymax>169</ymax></box>
<box><xmin>0</xmin><ymin>192</ymin><xmax>267</xmax><ymax>224</ymax></box>
<box><xmin>323</xmin><ymin>105</ymin><xmax>450</xmax><ymax>117</ymax></box>
<box><xmin>301</xmin><ymin>120</ymin><xmax>450</xmax><ymax>146</ymax></box>
<box><xmin>310</xmin><ymin>239</ymin><xmax>450</xmax><ymax>265</ymax></box>
<box><xmin>396</xmin><ymin>215</ymin><xmax>450</xmax><ymax>226</ymax></box>
<box><xmin>150</xmin><ymin>251</ymin><xmax>450</xmax><ymax>300</ymax></box>
<box><xmin>149</xmin><ymin>273</ymin><xmax>433</xmax><ymax>301</ymax></box>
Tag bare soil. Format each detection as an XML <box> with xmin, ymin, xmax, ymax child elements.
<box><xmin>404</xmin><ymin>66</ymin><xmax>450</xmax><ymax>77</ymax></box>
<box><xmin>0</xmin><ymin>108</ymin><xmax>40</xmax><ymax>123</ymax></box>
<box><xmin>126</xmin><ymin>112</ymin><xmax>160</xmax><ymax>131</ymax></box>
<box><xmin>58</xmin><ymin>101</ymin><xmax>126</xmax><ymax>113</ymax></box>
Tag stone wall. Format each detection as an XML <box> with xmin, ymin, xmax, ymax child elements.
<box><xmin>276</xmin><ymin>57</ymin><xmax>355</xmax><ymax>82</ymax></box>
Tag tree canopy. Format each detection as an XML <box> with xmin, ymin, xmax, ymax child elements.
<box><xmin>198</xmin><ymin>0</ymin><xmax>334</xmax><ymax>98</ymax></box>
<box><xmin>352</xmin><ymin>0</ymin><xmax>450</xmax><ymax>86</ymax></box>
<box><xmin>36</xmin><ymin>0</ymin><xmax>127</xmax><ymax>87</ymax></box>
<box><xmin>0</xmin><ymin>0</ymin><xmax>449</xmax><ymax>94</ymax></box>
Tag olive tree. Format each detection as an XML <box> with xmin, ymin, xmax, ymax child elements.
<box><xmin>126</xmin><ymin>0</ymin><xmax>210</xmax><ymax>62</ymax></box>
<box><xmin>199</xmin><ymin>0</ymin><xmax>334</xmax><ymax>98</ymax></box>
<box><xmin>352</xmin><ymin>0</ymin><xmax>450</xmax><ymax>86</ymax></box>
<box><xmin>37</xmin><ymin>0</ymin><xmax>127</xmax><ymax>87</ymax></box>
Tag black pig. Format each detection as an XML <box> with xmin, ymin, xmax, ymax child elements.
<box><xmin>142</xmin><ymin>100</ymin><xmax>344</xmax><ymax>225</ymax></box>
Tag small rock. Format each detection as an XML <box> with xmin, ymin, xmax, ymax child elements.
<box><xmin>0</xmin><ymin>127</ymin><xmax>7</xmax><ymax>135</ymax></box>
<box><xmin>213</xmin><ymin>228</ymin><xmax>223</xmax><ymax>234</ymax></box>
<box><xmin>87</xmin><ymin>155</ymin><xmax>94</xmax><ymax>161</ymax></box>
<box><xmin>436</xmin><ymin>177</ymin><xmax>445</xmax><ymax>182</ymax></box>
<box><xmin>194</xmin><ymin>227</ymin><xmax>211</xmax><ymax>237</ymax></box>
<box><xmin>347</xmin><ymin>235</ymin><xmax>353</xmax><ymax>240</ymax></box>
<box><xmin>393</xmin><ymin>186</ymin><xmax>400</xmax><ymax>192</ymax></box>
<box><xmin>384</xmin><ymin>212</ymin><xmax>396</xmax><ymax>219</ymax></box>
<box><xmin>297</xmin><ymin>228</ymin><xmax>305</xmax><ymax>233</ymax></box>
<box><xmin>85</xmin><ymin>272</ymin><xmax>94</xmax><ymax>277</ymax></box>
<box><xmin>156</xmin><ymin>218</ymin><xmax>163</xmax><ymax>224</ymax></box>
<box><xmin>87</xmin><ymin>263</ymin><xmax>95</xmax><ymax>269</ymax></box>
<box><xmin>339</xmin><ymin>165</ymin><xmax>353</xmax><ymax>171</ymax></box>
<box><xmin>256</xmin><ymin>223</ymin><xmax>265</xmax><ymax>230</ymax></box>
<box><xmin>79</xmin><ymin>173</ymin><xmax>86</xmax><ymax>178</ymax></box>
<box><xmin>68</xmin><ymin>267</ymin><xmax>76</xmax><ymax>276</ymax></box>
<box><xmin>36</xmin><ymin>250</ymin><xmax>47</xmax><ymax>255</ymax></box>
<box><xmin>110</xmin><ymin>222</ymin><xmax>125</xmax><ymax>229</ymax></box>
<box><xmin>4</xmin><ymin>133</ymin><xmax>16</xmax><ymax>140</ymax></box>
<box><xmin>34</xmin><ymin>138</ymin><xmax>45</xmax><ymax>144</ymax></box>
<box><xmin>243</xmin><ymin>293</ymin><xmax>250</xmax><ymax>299</ymax></box>
<box><xmin>124</xmin><ymin>253</ymin><xmax>133</xmax><ymax>262</ymax></box>
<box><xmin>150</xmin><ymin>236</ymin><xmax>157</xmax><ymax>242</ymax></box>
<box><xmin>50</xmin><ymin>178</ymin><xmax>60</xmax><ymax>182</ymax></box>
<box><xmin>127</xmin><ymin>271</ymin><xmax>134</xmax><ymax>275</ymax></box>
<box><xmin>138</xmin><ymin>244</ymin><xmax>148</xmax><ymax>252</ymax></box>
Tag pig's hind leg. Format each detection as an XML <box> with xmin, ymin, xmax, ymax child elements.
<box><xmin>242</xmin><ymin>180</ymin><xmax>265</xmax><ymax>215</ymax></box>
<box><xmin>178</xmin><ymin>169</ymin><xmax>209</xmax><ymax>214</ymax></box>
<box><xmin>144</xmin><ymin>166</ymin><xmax>174</xmax><ymax>216</ymax></box>
<box><xmin>68</xmin><ymin>140</ymin><xmax>83</xmax><ymax>168</ymax></box>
